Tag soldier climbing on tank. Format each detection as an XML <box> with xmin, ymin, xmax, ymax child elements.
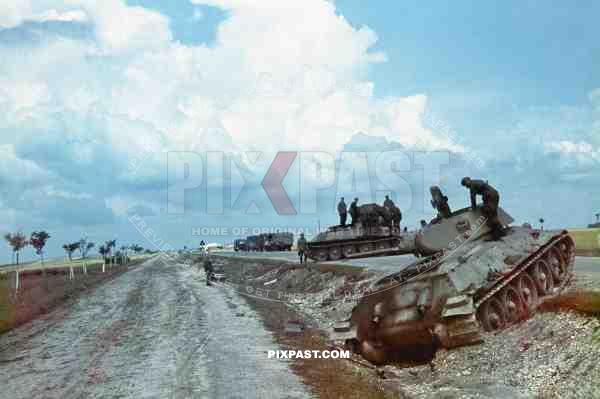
<box><xmin>461</xmin><ymin>177</ymin><xmax>505</xmax><ymax>240</ymax></box>
<box><xmin>337</xmin><ymin>197</ymin><xmax>348</xmax><ymax>226</ymax></box>
<box><xmin>349</xmin><ymin>198</ymin><xmax>359</xmax><ymax>226</ymax></box>
<box><xmin>430</xmin><ymin>186</ymin><xmax>452</xmax><ymax>223</ymax></box>
<box><xmin>297</xmin><ymin>233</ymin><xmax>307</xmax><ymax>264</ymax></box>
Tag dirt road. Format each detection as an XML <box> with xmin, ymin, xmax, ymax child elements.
<box><xmin>0</xmin><ymin>256</ymin><xmax>310</xmax><ymax>399</ymax></box>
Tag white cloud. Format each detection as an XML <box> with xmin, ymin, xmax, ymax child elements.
<box><xmin>0</xmin><ymin>1</ymin><xmax>88</xmax><ymax>28</ymax></box>
<box><xmin>30</xmin><ymin>9</ymin><xmax>88</xmax><ymax>23</ymax></box>
<box><xmin>0</xmin><ymin>1</ymin><xmax>34</xmax><ymax>29</ymax></box>
<box><xmin>0</xmin><ymin>0</ymin><xmax>507</xmax><ymax>235</ymax></box>
<box><xmin>74</xmin><ymin>0</ymin><xmax>172</xmax><ymax>53</ymax></box>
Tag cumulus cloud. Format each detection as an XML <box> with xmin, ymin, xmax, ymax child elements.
<box><xmin>3</xmin><ymin>0</ymin><xmax>595</xmax><ymax>255</ymax></box>
<box><xmin>0</xmin><ymin>1</ymin><xmax>88</xmax><ymax>29</ymax></box>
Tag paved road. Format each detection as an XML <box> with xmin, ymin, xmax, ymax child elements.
<box><xmin>214</xmin><ymin>251</ymin><xmax>600</xmax><ymax>276</ymax></box>
<box><xmin>0</xmin><ymin>257</ymin><xmax>310</xmax><ymax>399</ymax></box>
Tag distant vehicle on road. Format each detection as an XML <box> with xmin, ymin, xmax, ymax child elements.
<box><xmin>263</xmin><ymin>232</ymin><xmax>294</xmax><ymax>251</ymax></box>
<box><xmin>236</xmin><ymin>233</ymin><xmax>293</xmax><ymax>252</ymax></box>
<box><xmin>234</xmin><ymin>239</ymin><xmax>247</xmax><ymax>252</ymax></box>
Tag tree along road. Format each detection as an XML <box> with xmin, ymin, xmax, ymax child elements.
<box><xmin>0</xmin><ymin>256</ymin><xmax>310</xmax><ymax>399</ymax></box>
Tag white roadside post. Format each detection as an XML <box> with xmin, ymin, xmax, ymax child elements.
<box><xmin>102</xmin><ymin>259</ymin><xmax>106</xmax><ymax>273</ymax></box>
<box><xmin>15</xmin><ymin>270</ymin><xmax>20</xmax><ymax>292</ymax></box>
<box><xmin>83</xmin><ymin>261</ymin><xmax>87</xmax><ymax>275</ymax></box>
<box><xmin>69</xmin><ymin>265</ymin><xmax>74</xmax><ymax>280</ymax></box>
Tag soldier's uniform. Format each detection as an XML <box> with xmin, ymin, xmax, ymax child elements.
<box><xmin>203</xmin><ymin>257</ymin><xmax>214</xmax><ymax>286</ymax></box>
<box><xmin>349</xmin><ymin>198</ymin><xmax>359</xmax><ymax>226</ymax></box>
<box><xmin>297</xmin><ymin>235</ymin><xmax>307</xmax><ymax>264</ymax></box>
<box><xmin>383</xmin><ymin>196</ymin><xmax>401</xmax><ymax>229</ymax></box>
<box><xmin>430</xmin><ymin>186</ymin><xmax>452</xmax><ymax>222</ymax></box>
<box><xmin>383</xmin><ymin>196</ymin><xmax>394</xmax><ymax>209</ymax></box>
<box><xmin>337</xmin><ymin>198</ymin><xmax>347</xmax><ymax>226</ymax></box>
<box><xmin>462</xmin><ymin>178</ymin><xmax>504</xmax><ymax>239</ymax></box>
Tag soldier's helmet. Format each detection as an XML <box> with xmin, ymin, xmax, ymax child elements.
<box><xmin>354</xmin><ymin>197</ymin><xmax>358</xmax><ymax>201</ymax></box>
<box><xmin>461</xmin><ymin>177</ymin><xmax>471</xmax><ymax>186</ymax></box>
<box><xmin>385</xmin><ymin>195</ymin><xmax>389</xmax><ymax>199</ymax></box>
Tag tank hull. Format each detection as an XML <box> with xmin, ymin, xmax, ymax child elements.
<box><xmin>306</xmin><ymin>223</ymin><xmax>415</xmax><ymax>262</ymax></box>
<box><xmin>337</xmin><ymin>220</ymin><xmax>576</xmax><ymax>364</ymax></box>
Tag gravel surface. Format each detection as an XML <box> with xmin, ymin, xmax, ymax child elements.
<box><xmin>0</xmin><ymin>256</ymin><xmax>311</xmax><ymax>399</ymax></box>
<box><xmin>216</xmin><ymin>256</ymin><xmax>600</xmax><ymax>399</ymax></box>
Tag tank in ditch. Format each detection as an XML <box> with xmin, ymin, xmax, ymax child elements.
<box><xmin>334</xmin><ymin>197</ymin><xmax>575</xmax><ymax>364</ymax></box>
<box><xmin>306</xmin><ymin>203</ymin><xmax>413</xmax><ymax>262</ymax></box>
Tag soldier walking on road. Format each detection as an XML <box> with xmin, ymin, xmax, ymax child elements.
<box><xmin>297</xmin><ymin>233</ymin><xmax>307</xmax><ymax>265</ymax></box>
<box><xmin>203</xmin><ymin>257</ymin><xmax>214</xmax><ymax>286</ymax></box>
<box><xmin>461</xmin><ymin>177</ymin><xmax>505</xmax><ymax>240</ymax></box>
<box><xmin>349</xmin><ymin>198</ymin><xmax>359</xmax><ymax>226</ymax></box>
<box><xmin>337</xmin><ymin>197</ymin><xmax>348</xmax><ymax>226</ymax></box>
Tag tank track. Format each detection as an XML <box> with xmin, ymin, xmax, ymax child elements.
<box><xmin>474</xmin><ymin>231</ymin><xmax>576</xmax><ymax>332</ymax></box>
<box><xmin>306</xmin><ymin>235</ymin><xmax>405</xmax><ymax>262</ymax></box>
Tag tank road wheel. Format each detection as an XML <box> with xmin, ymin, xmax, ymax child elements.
<box><xmin>328</xmin><ymin>246</ymin><xmax>342</xmax><ymax>261</ymax></box>
<box><xmin>313</xmin><ymin>247</ymin><xmax>329</xmax><ymax>262</ymax></box>
<box><xmin>478</xmin><ymin>297</ymin><xmax>507</xmax><ymax>332</ymax></box>
<box><xmin>531</xmin><ymin>260</ymin><xmax>554</xmax><ymax>296</ymax></box>
<box><xmin>517</xmin><ymin>273</ymin><xmax>539</xmax><ymax>313</ymax></box>
<box><xmin>501</xmin><ymin>285</ymin><xmax>524</xmax><ymax>324</ymax></box>
<box><xmin>358</xmin><ymin>243</ymin><xmax>371</xmax><ymax>253</ymax></box>
<box><xmin>342</xmin><ymin>245</ymin><xmax>354</xmax><ymax>258</ymax></box>
<box><xmin>547</xmin><ymin>248</ymin><xmax>567</xmax><ymax>283</ymax></box>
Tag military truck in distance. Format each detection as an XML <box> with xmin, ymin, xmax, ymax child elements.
<box><xmin>245</xmin><ymin>235</ymin><xmax>262</xmax><ymax>251</ymax></box>
<box><xmin>233</xmin><ymin>239</ymin><xmax>247</xmax><ymax>252</ymax></box>
<box><xmin>262</xmin><ymin>232</ymin><xmax>294</xmax><ymax>251</ymax></box>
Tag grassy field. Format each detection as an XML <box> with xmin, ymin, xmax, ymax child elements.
<box><xmin>0</xmin><ymin>255</ymin><xmax>152</xmax><ymax>275</ymax></box>
<box><xmin>0</xmin><ymin>256</ymin><xmax>152</xmax><ymax>334</ymax></box>
<box><xmin>570</xmin><ymin>228</ymin><xmax>600</xmax><ymax>256</ymax></box>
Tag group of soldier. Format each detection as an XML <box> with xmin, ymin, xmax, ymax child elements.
<box><xmin>337</xmin><ymin>195</ymin><xmax>401</xmax><ymax>230</ymax></box>
<box><xmin>336</xmin><ymin>197</ymin><xmax>358</xmax><ymax>227</ymax></box>
<box><xmin>203</xmin><ymin>176</ymin><xmax>505</xmax><ymax>270</ymax></box>
<box><xmin>430</xmin><ymin>177</ymin><xmax>504</xmax><ymax>239</ymax></box>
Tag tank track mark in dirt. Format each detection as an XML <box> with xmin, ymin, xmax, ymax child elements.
<box><xmin>342</xmin><ymin>229</ymin><xmax>576</xmax><ymax>365</ymax></box>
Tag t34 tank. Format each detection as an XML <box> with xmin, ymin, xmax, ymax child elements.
<box><xmin>336</xmin><ymin>196</ymin><xmax>575</xmax><ymax>364</ymax></box>
<box><xmin>306</xmin><ymin>203</ymin><xmax>411</xmax><ymax>262</ymax></box>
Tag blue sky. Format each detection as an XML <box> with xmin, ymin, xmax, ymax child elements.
<box><xmin>0</xmin><ymin>0</ymin><xmax>599</xmax><ymax>261</ymax></box>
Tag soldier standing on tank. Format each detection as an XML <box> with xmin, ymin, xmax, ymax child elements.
<box><xmin>383</xmin><ymin>195</ymin><xmax>401</xmax><ymax>229</ymax></box>
<box><xmin>297</xmin><ymin>233</ymin><xmax>307</xmax><ymax>264</ymax></box>
<box><xmin>383</xmin><ymin>195</ymin><xmax>394</xmax><ymax>209</ymax></box>
<box><xmin>461</xmin><ymin>177</ymin><xmax>505</xmax><ymax>240</ymax></box>
<box><xmin>349</xmin><ymin>198</ymin><xmax>359</xmax><ymax>226</ymax></box>
<box><xmin>337</xmin><ymin>197</ymin><xmax>348</xmax><ymax>226</ymax></box>
<box><xmin>203</xmin><ymin>256</ymin><xmax>214</xmax><ymax>286</ymax></box>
